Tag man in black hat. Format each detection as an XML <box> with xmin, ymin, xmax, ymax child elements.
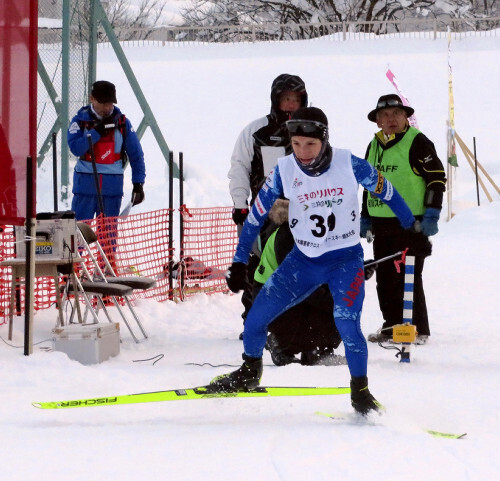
<box><xmin>67</xmin><ymin>80</ymin><xmax>145</xmax><ymax>220</ymax></box>
<box><xmin>360</xmin><ymin>94</ymin><xmax>446</xmax><ymax>344</ymax></box>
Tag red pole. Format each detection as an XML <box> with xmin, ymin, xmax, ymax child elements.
<box><xmin>29</xmin><ymin>0</ymin><xmax>38</xmax><ymax>217</ymax></box>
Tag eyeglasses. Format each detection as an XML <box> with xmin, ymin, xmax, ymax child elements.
<box><xmin>376</xmin><ymin>99</ymin><xmax>403</xmax><ymax>109</ymax></box>
<box><xmin>286</xmin><ymin>119</ymin><xmax>327</xmax><ymax>136</ymax></box>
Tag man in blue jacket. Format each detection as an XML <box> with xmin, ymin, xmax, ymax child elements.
<box><xmin>67</xmin><ymin>80</ymin><xmax>146</xmax><ymax>220</ymax></box>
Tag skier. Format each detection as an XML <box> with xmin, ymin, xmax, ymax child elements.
<box><xmin>67</xmin><ymin>80</ymin><xmax>146</xmax><ymax>220</ymax></box>
<box><xmin>210</xmin><ymin>107</ymin><xmax>420</xmax><ymax>415</ymax></box>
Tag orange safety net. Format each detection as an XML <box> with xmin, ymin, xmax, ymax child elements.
<box><xmin>0</xmin><ymin>226</ymin><xmax>16</xmax><ymax>321</ymax></box>
<box><xmin>81</xmin><ymin>209</ymin><xmax>174</xmax><ymax>302</ymax></box>
<box><xmin>0</xmin><ymin>207</ymin><xmax>238</xmax><ymax>323</ymax></box>
<box><xmin>0</xmin><ymin>225</ymin><xmax>60</xmax><ymax>322</ymax></box>
<box><xmin>176</xmin><ymin>205</ymin><xmax>237</xmax><ymax>299</ymax></box>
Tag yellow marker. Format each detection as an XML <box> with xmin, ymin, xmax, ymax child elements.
<box><xmin>392</xmin><ymin>323</ymin><xmax>417</xmax><ymax>343</ymax></box>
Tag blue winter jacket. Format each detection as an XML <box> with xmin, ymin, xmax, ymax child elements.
<box><xmin>67</xmin><ymin>105</ymin><xmax>145</xmax><ymax>196</ymax></box>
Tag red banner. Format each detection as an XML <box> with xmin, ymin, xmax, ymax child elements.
<box><xmin>0</xmin><ymin>0</ymin><xmax>37</xmax><ymax>225</ymax></box>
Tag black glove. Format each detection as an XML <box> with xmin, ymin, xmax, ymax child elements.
<box><xmin>360</xmin><ymin>217</ymin><xmax>374</xmax><ymax>243</ymax></box>
<box><xmin>131</xmin><ymin>183</ymin><xmax>145</xmax><ymax>206</ymax></box>
<box><xmin>363</xmin><ymin>260</ymin><xmax>377</xmax><ymax>280</ymax></box>
<box><xmin>232</xmin><ymin>207</ymin><xmax>249</xmax><ymax>225</ymax></box>
<box><xmin>93</xmin><ymin>117</ymin><xmax>115</xmax><ymax>137</ymax></box>
<box><xmin>225</xmin><ymin>262</ymin><xmax>247</xmax><ymax>293</ymax></box>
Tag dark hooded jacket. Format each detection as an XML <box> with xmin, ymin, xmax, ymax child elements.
<box><xmin>228</xmin><ymin>74</ymin><xmax>308</xmax><ymax>208</ymax></box>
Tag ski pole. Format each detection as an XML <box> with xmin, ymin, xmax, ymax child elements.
<box><xmin>364</xmin><ymin>251</ymin><xmax>403</xmax><ymax>268</ymax></box>
<box><xmin>86</xmin><ymin>133</ymin><xmax>105</xmax><ymax>217</ymax></box>
<box><xmin>119</xmin><ymin>201</ymin><xmax>132</xmax><ymax>217</ymax></box>
<box><xmin>52</xmin><ymin>131</ymin><xmax>58</xmax><ymax>211</ymax></box>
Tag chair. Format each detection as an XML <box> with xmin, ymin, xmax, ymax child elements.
<box><xmin>71</xmin><ymin>222</ymin><xmax>156</xmax><ymax>343</ymax></box>
<box><xmin>60</xmin><ymin>274</ymin><xmax>134</xmax><ymax>327</ymax></box>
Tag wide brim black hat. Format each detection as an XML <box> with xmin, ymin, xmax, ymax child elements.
<box><xmin>368</xmin><ymin>94</ymin><xmax>414</xmax><ymax>122</ymax></box>
<box><xmin>91</xmin><ymin>80</ymin><xmax>117</xmax><ymax>104</ymax></box>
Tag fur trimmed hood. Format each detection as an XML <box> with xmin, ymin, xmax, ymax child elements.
<box><xmin>269</xmin><ymin>199</ymin><xmax>289</xmax><ymax>225</ymax></box>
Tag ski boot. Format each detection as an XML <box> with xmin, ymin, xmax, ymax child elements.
<box><xmin>266</xmin><ymin>333</ymin><xmax>298</xmax><ymax>366</ymax></box>
<box><xmin>350</xmin><ymin>376</ymin><xmax>384</xmax><ymax>415</ymax></box>
<box><xmin>301</xmin><ymin>348</ymin><xmax>347</xmax><ymax>366</ymax></box>
<box><xmin>208</xmin><ymin>354</ymin><xmax>263</xmax><ymax>392</ymax></box>
<box><xmin>367</xmin><ymin>328</ymin><xmax>392</xmax><ymax>343</ymax></box>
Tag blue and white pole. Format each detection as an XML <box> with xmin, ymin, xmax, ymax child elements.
<box><xmin>400</xmin><ymin>255</ymin><xmax>415</xmax><ymax>363</ymax></box>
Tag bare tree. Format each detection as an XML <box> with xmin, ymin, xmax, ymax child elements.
<box><xmin>181</xmin><ymin>0</ymin><xmax>497</xmax><ymax>28</ymax></box>
<box><xmin>78</xmin><ymin>0</ymin><xmax>169</xmax><ymax>41</ymax></box>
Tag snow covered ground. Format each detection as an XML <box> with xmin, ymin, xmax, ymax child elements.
<box><xmin>3</xmin><ymin>28</ymin><xmax>500</xmax><ymax>480</ymax></box>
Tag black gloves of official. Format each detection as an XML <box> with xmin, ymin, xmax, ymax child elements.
<box><xmin>232</xmin><ymin>207</ymin><xmax>249</xmax><ymax>225</ymax></box>
<box><xmin>131</xmin><ymin>183</ymin><xmax>145</xmax><ymax>206</ymax></box>
<box><xmin>93</xmin><ymin>117</ymin><xmax>115</xmax><ymax>137</ymax></box>
<box><xmin>363</xmin><ymin>260</ymin><xmax>377</xmax><ymax>280</ymax></box>
<box><xmin>225</xmin><ymin>262</ymin><xmax>247</xmax><ymax>293</ymax></box>
<box><xmin>360</xmin><ymin>217</ymin><xmax>374</xmax><ymax>243</ymax></box>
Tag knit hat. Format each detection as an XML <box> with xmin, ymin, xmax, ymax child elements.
<box><xmin>368</xmin><ymin>94</ymin><xmax>414</xmax><ymax>122</ymax></box>
<box><xmin>91</xmin><ymin>80</ymin><xmax>117</xmax><ymax>104</ymax></box>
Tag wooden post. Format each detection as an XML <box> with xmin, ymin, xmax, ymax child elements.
<box><xmin>454</xmin><ymin>133</ymin><xmax>496</xmax><ymax>202</ymax></box>
<box><xmin>455</xmin><ymin>132</ymin><xmax>500</xmax><ymax>196</ymax></box>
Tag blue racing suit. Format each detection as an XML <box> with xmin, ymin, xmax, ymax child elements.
<box><xmin>235</xmin><ymin>151</ymin><xmax>415</xmax><ymax>378</ymax></box>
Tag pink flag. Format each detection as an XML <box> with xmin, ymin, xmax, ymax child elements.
<box><xmin>386</xmin><ymin>69</ymin><xmax>419</xmax><ymax>128</ymax></box>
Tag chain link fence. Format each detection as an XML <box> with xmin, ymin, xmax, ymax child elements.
<box><xmin>38</xmin><ymin>0</ymin><xmax>89</xmax><ymax>175</ymax></box>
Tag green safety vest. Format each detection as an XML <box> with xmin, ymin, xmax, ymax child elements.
<box><xmin>366</xmin><ymin>127</ymin><xmax>426</xmax><ymax>217</ymax></box>
<box><xmin>254</xmin><ymin>228</ymin><xmax>279</xmax><ymax>284</ymax></box>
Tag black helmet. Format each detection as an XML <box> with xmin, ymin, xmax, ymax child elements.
<box><xmin>270</xmin><ymin>74</ymin><xmax>308</xmax><ymax>120</ymax></box>
<box><xmin>286</xmin><ymin>106</ymin><xmax>328</xmax><ymax>140</ymax></box>
<box><xmin>287</xmin><ymin>107</ymin><xmax>332</xmax><ymax>176</ymax></box>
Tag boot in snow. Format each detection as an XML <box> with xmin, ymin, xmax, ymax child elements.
<box><xmin>350</xmin><ymin>376</ymin><xmax>384</xmax><ymax>415</ymax></box>
<box><xmin>267</xmin><ymin>333</ymin><xmax>298</xmax><ymax>366</ymax></box>
<box><xmin>209</xmin><ymin>354</ymin><xmax>263</xmax><ymax>392</ymax></box>
<box><xmin>367</xmin><ymin>328</ymin><xmax>392</xmax><ymax>343</ymax></box>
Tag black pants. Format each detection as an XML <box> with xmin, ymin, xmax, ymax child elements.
<box><xmin>372</xmin><ymin>221</ymin><xmax>432</xmax><ymax>336</ymax></box>
<box><xmin>240</xmin><ymin>253</ymin><xmax>260</xmax><ymax>320</ymax></box>
<box><xmin>254</xmin><ymin>283</ymin><xmax>342</xmax><ymax>354</ymax></box>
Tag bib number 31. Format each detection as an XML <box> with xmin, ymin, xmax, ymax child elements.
<box><xmin>290</xmin><ymin>214</ymin><xmax>336</xmax><ymax>237</ymax></box>
<box><xmin>309</xmin><ymin>214</ymin><xmax>336</xmax><ymax>238</ymax></box>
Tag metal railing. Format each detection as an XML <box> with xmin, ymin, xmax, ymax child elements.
<box><xmin>38</xmin><ymin>17</ymin><xmax>500</xmax><ymax>46</ymax></box>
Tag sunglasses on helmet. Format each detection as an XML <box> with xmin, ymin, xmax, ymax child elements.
<box><xmin>286</xmin><ymin>119</ymin><xmax>327</xmax><ymax>135</ymax></box>
<box><xmin>376</xmin><ymin>99</ymin><xmax>404</xmax><ymax>109</ymax></box>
